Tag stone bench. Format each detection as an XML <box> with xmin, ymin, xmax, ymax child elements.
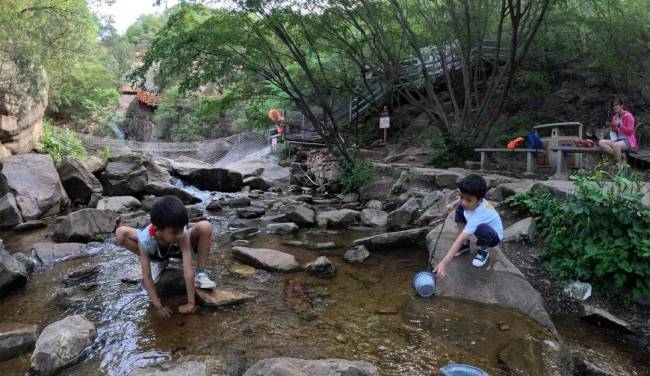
<box><xmin>475</xmin><ymin>148</ymin><xmax>546</xmax><ymax>174</ymax></box>
<box><xmin>548</xmin><ymin>146</ymin><xmax>605</xmax><ymax>177</ymax></box>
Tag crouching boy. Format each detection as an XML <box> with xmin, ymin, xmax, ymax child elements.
<box><xmin>115</xmin><ymin>196</ymin><xmax>215</xmax><ymax>318</ymax></box>
<box><xmin>433</xmin><ymin>174</ymin><xmax>504</xmax><ymax>279</ymax></box>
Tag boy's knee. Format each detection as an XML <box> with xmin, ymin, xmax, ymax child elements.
<box><xmin>194</xmin><ymin>220</ymin><xmax>213</xmax><ymax>236</ymax></box>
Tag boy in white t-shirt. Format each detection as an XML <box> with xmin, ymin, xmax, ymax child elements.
<box><xmin>433</xmin><ymin>174</ymin><xmax>504</xmax><ymax>278</ymax></box>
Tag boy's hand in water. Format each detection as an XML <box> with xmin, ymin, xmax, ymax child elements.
<box><xmin>179</xmin><ymin>303</ymin><xmax>197</xmax><ymax>314</ymax></box>
<box><xmin>154</xmin><ymin>305</ymin><xmax>173</xmax><ymax>319</ymax></box>
<box><xmin>433</xmin><ymin>262</ymin><xmax>448</xmax><ymax>279</ymax></box>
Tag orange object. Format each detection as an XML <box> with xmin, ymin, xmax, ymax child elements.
<box><xmin>268</xmin><ymin>108</ymin><xmax>285</xmax><ymax>121</ymax></box>
<box><xmin>275</xmin><ymin>125</ymin><xmax>285</xmax><ymax>134</ymax></box>
<box><xmin>507</xmin><ymin>136</ymin><xmax>525</xmax><ymax>150</ymax></box>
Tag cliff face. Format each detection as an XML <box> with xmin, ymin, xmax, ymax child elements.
<box><xmin>0</xmin><ymin>62</ymin><xmax>48</xmax><ymax>158</ymax></box>
<box><xmin>123</xmin><ymin>97</ymin><xmax>160</xmax><ymax>142</ymax></box>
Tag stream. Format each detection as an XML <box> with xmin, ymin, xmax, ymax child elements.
<box><xmin>0</xmin><ymin>188</ymin><xmax>647</xmax><ymax>375</ymax></box>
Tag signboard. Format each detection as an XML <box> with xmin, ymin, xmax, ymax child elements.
<box><xmin>379</xmin><ymin>117</ymin><xmax>390</xmax><ymax>129</ymax></box>
<box><xmin>271</xmin><ymin>137</ymin><xmax>278</xmax><ymax>145</ymax></box>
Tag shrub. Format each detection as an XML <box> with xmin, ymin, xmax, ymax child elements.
<box><xmin>340</xmin><ymin>157</ymin><xmax>375</xmax><ymax>193</ymax></box>
<box><xmin>276</xmin><ymin>140</ymin><xmax>290</xmax><ymax>160</ymax></box>
<box><xmin>41</xmin><ymin>120</ymin><xmax>88</xmax><ymax>165</ymax></box>
<box><xmin>425</xmin><ymin>127</ymin><xmax>476</xmax><ymax>168</ymax></box>
<box><xmin>506</xmin><ymin>170</ymin><xmax>650</xmax><ymax>301</ymax></box>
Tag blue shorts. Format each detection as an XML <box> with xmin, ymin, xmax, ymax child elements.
<box><xmin>454</xmin><ymin>205</ymin><xmax>501</xmax><ymax>248</ymax></box>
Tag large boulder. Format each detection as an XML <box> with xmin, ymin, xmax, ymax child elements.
<box><xmin>503</xmin><ymin>217</ymin><xmax>537</xmax><ymax>243</ymax></box>
<box><xmin>96</xmin><ymin>196</ymin><xmax>141</xmax><ymax>213</ymax></box>
<box><xmin>269</xmin><ymin>205</ymin><xmax>316</xmax><ymax>227</ymax></box>
<box><xmin>353</xmin><ymin>227</ymin><xmax>431</xmax><ymax>251</ymax></box>
<box><xmin>52</xmin><ymin>209</ymin><xmax>117</xmax><ymax>243</ymax></box>
<box><xmin>225</xmin><ymin>152</ymin><xmax>291</xmax><ymax>187</ymax></box>
<box><xmin>144</xmin><ymin>182</ymin><xmax>201</xmax><ymax>204</ymax></box>
<box><xmin>0</xmin><ymin>240</ymin><xmax>28</xmax><ymax>296</ymax></box>
<box><xmin>0</xmin><ymin>322</ymin><xmax>39</xmax><ymax>361</ymax></box>
<box><xmin>316</xmin><ymin>209</ymin><xmax>360</xmax><ymax>229</ymax></box>
<box><xmin>100</xmin><ymin>153</ymin><xmax>171</xmax><ymax>196</ymax></box>
<box><xmin>360</xmin><ymin>209</ymin><xmax>388</xmax><ymax>227</ymax></box>
<box><xmin>426</xmin><ymin>216</ymin><xmax>556</xmax><ymax>332</ymax></box>
<box><xmin>243</xmin><ymin>176</ymin><xmax>270</xmax><ymax>191</ymax></box>
<box><xmin>487</xmin><ymin>180</ymin><xmax>536</xmax><ymax>202</ymax></box>
<box><xmin>232</xmin><ymin>247</ymin><xmax>301</xmax><ymax>272</ymax></box>
<box><xmin>386</xmin><ymin>197</ymin><xmax>420</xmax><ymax>231</ymax></box>
<box><xmin>0</xmin><ymin>193</ymin><xmax>23</xmax><ymax>228</ymax></box>
<box><xmin>243</xmin><ymin>358</ymin><xmax>379</xmax><ymax>376</ymax></box>
<box><xmin>56</xmin><ymin>157</ymin><xmax>103</xmax><ymax>204</ymax></box>
<box><xmin>0</xmin><ymin>161</ymin><xmax>9</xmax><ymax>196</ymax></box>
<box><xmin>170</xmin><ymin>157</ymin><xmax>243</xmax><ymax>192</ymax></box>
<box><xmin>31</xmin><ymin>315</ymin><xmax>96</xmax><ymax>375</ymax></box>
<box><xmin>1</xmin><ymin>154</ymin><xmax>69</xmax><ymax>220</ymax></box>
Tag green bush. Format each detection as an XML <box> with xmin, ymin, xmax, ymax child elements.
<box><xmin>41</xmin><ymin>120</ymin><xmax>88</xmax><ymax>165</ymax></box>
<box><xmin>425</xmin><ymin>127</ymin><xmax>476</xmax><ymax>168</ymax></box>
<box><xmin>506</xmin><ymin>170</ymin><xmax>650</xmax><ymax>301</ymax></box>
<box><xmin>276</xmin><ymin>140</ymin><xmax>290</xmax><ymax>160</ymax></box>
<box><xmin>340</xmin><ymin>157</ymin><xmax>375</xmax><ymax>193</ymax></box>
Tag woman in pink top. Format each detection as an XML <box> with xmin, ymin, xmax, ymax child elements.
<box><xmin>599</xmin><ymin>98</ymin><xmax>638</xmax><ymax>164</ymax></box>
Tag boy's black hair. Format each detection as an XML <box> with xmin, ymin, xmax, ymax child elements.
<box><xmin>459</xmin><ymin>174</ymin><xmax>487</xmax><ymax>199</ymax></box>
<box><xmin>150</xmin><ymin>196</ymin><xmax>189</xmax><ymax>230</ymax></box>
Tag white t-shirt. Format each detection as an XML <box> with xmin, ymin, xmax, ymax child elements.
<box><xmin>461</xmin><ymin>199</ymin><xmax>504</xmax><ymax>240</ymax></box>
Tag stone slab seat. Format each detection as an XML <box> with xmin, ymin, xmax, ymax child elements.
<box><xmin>427</xmin><ymin>215</ymin><xmax>556</xmax><ymax>333</ymax></box>
<box><xmin>475</xmin><ymin>148</ymin><xmax>546</xmax><ymax>174</ymax></box>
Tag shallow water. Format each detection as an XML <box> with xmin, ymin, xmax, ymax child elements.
<box><xmin>0</xmin><ymin>211</ymin><xmax>647</xmax><ymax>375</ymax></box>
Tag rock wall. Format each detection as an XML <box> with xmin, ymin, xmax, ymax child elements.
<box><xmin>123</xmin><ymin>99</ymin><xmax>159</xmax><ymax>142</ymax></box>
<box><xmin>0</xmin><ymin>62</ymin><xmax>48</xmax><ymax>158</ymax></box>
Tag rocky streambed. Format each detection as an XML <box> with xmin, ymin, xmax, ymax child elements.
<box><xmin>0</xmin><ymin>150</ymin><xmax>648</xmax><ymax>375</ymax></box>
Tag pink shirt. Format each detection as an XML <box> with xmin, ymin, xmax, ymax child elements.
<box><xmin>612</xmin><ymin>111</ymin><xmax>637</xmax><ymax>150</ymax></box>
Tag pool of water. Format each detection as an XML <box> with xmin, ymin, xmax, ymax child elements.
<box><xmin>0</xmin><ymin>210</ymin><xmax>646</xmax><ymax>375</ymax></box>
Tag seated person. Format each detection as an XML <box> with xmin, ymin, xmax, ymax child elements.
<box><xmin>599</xmin><ymin>98</ymin><xmax>638</xmax><ymax>165</ymax></box>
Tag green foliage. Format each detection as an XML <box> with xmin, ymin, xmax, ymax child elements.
<box><xmin>340</xmin><ymin>158</ymin><xmax>375</xmax><ymax>193</ymax></box>
<box><xmin>100</xmin><ymin>146</ymin><xmax>111</xmax><ymax>164</ymax></box>
<box><xmin>425</xmin><ymin>127</ymin><xmax>477</xmax><ymax>168</ymax></box>
<box><xmin>506</xmin><ymin>170</ymin><xmax>650</xmax><ymax>301</ymax></box>
<box><xmin>276</xmin><ymin>140</ymin><xmax>290</xmax><ymax>160</ymax></box>
<box><xmin>41</xmin><ymin>120</ymin><xmax>88</xmax><ymax>165</ymax></box>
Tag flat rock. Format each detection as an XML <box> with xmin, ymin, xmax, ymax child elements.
<box><xmin>63</xmin><ymin>265</ymin><xmax>100</xmax><ymax>286</ymax></box>
<box><xmin>266</xmin><ymin>222</ymin><xmax>299</xmax><ymax>234</ymax></box>
<box><xmin>0</xmin><ymin>322</ymin><xmax>39</xmax><ymax>361</ymax></box>
<box><xmin>579</xmin><ymin>304</ymin><xmax>633</xmax><ymax>333</ymax></box>
<box><xmin>243</xmin><ymin>357</ymin><xmax>379</xmax><ymax>376</ymax></box>
<box><xmin>232</xmin><ymin>240</ymin><xmax>251</xmax><ymax>247</ymax></box>
<box><xmin>224</xmin><ymin>197</ymin><xmax>252</xmax><ymax>207</ymax></box>
<box><xmin>426</xmin><ymin>216</ymin><xmax>556</xmax><ymax>332</ymax></box>
<box><xmin>230</xmin><ymin>264</ymin><xmax>256</xmax><ymax>276</ymax></box>
<box><xmin>32</xmin><ymin>242</ymin><xmax>85</xmax><ymax>263</ymax></box>
<box><xmin>144</xmin><ymin>182</ymin><xmax>201</xmax><ymax>204</ymax></box>
<box><xmin>196</xmin><ymin>289</ymin><xmax>253</xmax><ymax>307</ymax></box>
<box><xmin>96</xmin><ymin>196</ymin><xmax>141</xmax><ymax>212</ymax></box>
<box><xmin>127</xmin><ymin>360</ymin><xmax>219</xmax><ymax>376</ymax></box>
<box><xmin>344</xmin><ymin>245</ymin><xmax>370</xmax><ymax>263</ymax></box>
<box><xmin>236</xmin><ymin>206</ymin><xmax>266</xmax><ymax>219</ymax></box>
<box><xmin>488</xmin><ymin>180</ymin><xmax>536</xmax><ymax>202</ymax></box>
<box><xmin>230</xmin><ymin>227</ymin><xmax>258</xmax><ymax>240</ymax></box>
<box><xmin>0</xmin><ymin>240</ymin><xmax>28</xmax><ymax>295</ymax></box>
<box><xmin>270</xmin><ymin>205</ymin><xmax>315</xmax><ymax>226</ymax></box>
<box><xmin>13</xmin><ymin>220</ymin><xmax>46</xmax><ymax>232</ymax></box>
<box><xmin>353</xmin><ymin>227</ymin><xmax>431</xmax><ymax>251</ymax></box>
<box><xmin>282</xmin><ymin>240</ymin><xmax>306</xmax><ymax>247</ymax></box>
<box><xmin>534</xmin><ymin>180</ymin><xmax>575</xmax><ymax>199</ymax></box>
<box><xmin>316</xmin><ymin>209</ymin><xmax>360</xmax><ymax>229</ymax></box>
<box><xmin>307</xmin><ymin>242</ymin><xmax>337</xmax><ymax>250</ymax></box>
<box><xmin>31</xmin><ymin>315</ymin><xmax>97</xmax><ymax>375</ymax></box>
<box><xmin>205</xmin><ymin>200</ymin><xmax>222</xmax><ymax>211</ymax></box>
<box><xmin>52</xmin><ymin>209</ymin><xmax>117</xmax><ymax>243</ymax></box>
<box><xmin>232</xmin><ymin>247</ymin><xmax>301</xmax><ymax>272</ymax></box>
